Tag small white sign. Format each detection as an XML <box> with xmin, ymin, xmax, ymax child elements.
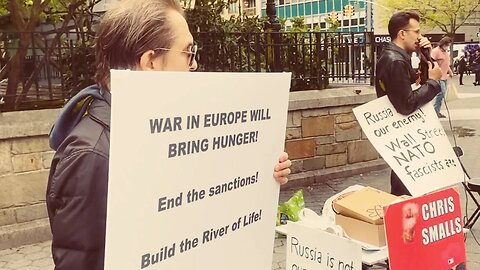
<box><xmin>105</xmin><ymin>71</ymin><xmax>291</xmax><ymax>269</ymax></box>
<box><xmin>353</xmin><ymin>96</ymin><xmax>464</xmax><ymax>196</ymax></box>
<box><xmin>286</xmin><ymin>222</ymin><xmax>362</xmax><ymax>270</ymax></box>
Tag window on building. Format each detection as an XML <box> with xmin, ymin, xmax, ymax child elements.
<box><xmin>244</xmin><ymin>0</ymin><xmax>255</xmax><ymax>8</ymax></box>
<box><xmin>360</xmin><ymin>18</ymin><xmax>365</xmax><ymax>24</ymax></box>
<box><xmin>320</xmin><ymin>22</ymin><xmax>326</xmax><ymax>29</ymax></box>
<box><xmin>343</xmin><ymin>20</ymin><xmax>349</xmax><ymax>26</ymax></box>
<box><xmin>351</xmin><ymin>19</ymin><xmax>358</xmax><ymax>25</ymax></box>
<box><xmin>279</xmin><ymin>0</ymin><xmax>284</xmax><ymax>5</ymax></box>
<box><xmin>229</xmin><ymin>2</ymin><xmax>238</xmax><ymax>13</ymax></box>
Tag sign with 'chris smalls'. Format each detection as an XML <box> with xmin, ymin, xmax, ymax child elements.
<box><xmin>384</xmin><ymin>188</ymin><xmax>466</xmax><ymax>270</ymax></box>
<box><xmin>353</xmin><ymin>97</ymin><xmax>464</xmax><ymax>196</ymax></box>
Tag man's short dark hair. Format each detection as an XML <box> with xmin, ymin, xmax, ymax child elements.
<box><xmin>438</xmin><ymin>36</ymin><xmax>452</xmax><ymax>47</ymax></box>
<box><xmin>388</xmin><ymin>12</ymin><xmax>420</xmax><ymax>39</ymax></box>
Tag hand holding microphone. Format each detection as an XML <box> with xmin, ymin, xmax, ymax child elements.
<box><xmin>428</xmin><ymin>61</ymin><xmax>442</xmax><ymax>81</ymax></box>
<box><xmin>417</xmin><ymin>37</ymin><xmax>442</xmax><ymax>81</ymax></box>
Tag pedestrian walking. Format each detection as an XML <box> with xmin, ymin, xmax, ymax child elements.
<box><xmin>471</xmin><ymin>49</ymin><xmax>480</xmax><ymax>86</ymax></box>
<box><xmin>431</xmin><ymin>37</ymin><xmax>454</xmax><ymax>118</ymax></box>
<box><xmin>458</xmin><ymin>55</ymin><xmax>466</xmax><ymax>85</ymax></box>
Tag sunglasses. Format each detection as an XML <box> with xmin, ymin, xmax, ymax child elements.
<box><xmin>153</xmin><ymin>44</ymin><xmax>198</xmax><ymax>67</ymax></box>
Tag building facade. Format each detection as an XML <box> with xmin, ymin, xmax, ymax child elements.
<box><xmin>260</xmin><ymin>0</ymin><xmax>372</xmax><ymax>32</ymax></box>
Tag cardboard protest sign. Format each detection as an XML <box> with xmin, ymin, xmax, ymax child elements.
<box><xmin>286</xmin><ymin>222</ymin><xmax>362</xmax><ymax>270</ymax></box>
<box><xmin>105</xmin><ymin>71</ymin><xmax>291</xmax><ymax>269</ymax></box>
<box><xmin>384</xmin><ymin>188</ymin><xmax>466</xmax><ymax>270</ymax></box>
<box><xmin>353</xmin><ymin>97</ymin><xmax>464</xmax><ymax>196</ymax></box>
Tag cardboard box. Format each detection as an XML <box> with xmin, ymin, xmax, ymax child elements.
<box><xmin>332</xmin><ymin>186</ymin><xmax>398</xmax><ymax>225</ymax></box>
<box><xmin>335</xmin><ymin>213</ymin><xmax>386</xmax><ymax>247</ymax></box>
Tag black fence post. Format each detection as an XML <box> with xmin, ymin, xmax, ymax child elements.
<box><xmin>264</xmin><ymin>0</ymin><xmax>282</xmax><ymax>72</ymax></box>
<box><xmin>369</xmin><ymin>31</ymin><xmax>375</xmax><ymax>86</ymax></box>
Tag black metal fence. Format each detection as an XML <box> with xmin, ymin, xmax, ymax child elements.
<box><xmin>1</xmin><ymin>30</ymin><xmax>381</xmax><ymax>112</ymax></box>
<box><xmin>0</xmin><ymin>30</ymin><xmax>95</xmax><ymax>111</ymax></box>
<box><xmin>194</xmin><ymin>31</ymin><xmax>379</xmax><ymax>90</ymax></box>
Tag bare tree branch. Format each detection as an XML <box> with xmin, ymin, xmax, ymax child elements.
<box><xmin>16</xmin><ymin>0</ymin><xmax>87</xmax><ymax>105</ymax></box>
<box><xmin>381</xmin><ymin>0</ymin><xmax>480</xmax><ymax>36</ymax></box>
<box><xmin>455</xmin><ymin>3</ymin><xmax>480</xmax><ymax>32</ymax></box>
<box><xmin>0</xmin><ymin>61</ymin><xmax>9</xmax><ymax>80</ymax></box>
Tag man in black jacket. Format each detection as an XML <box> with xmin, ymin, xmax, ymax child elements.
<box><xmin>375</xmin><ymin>12</ymin><xmax>442</xmax><ymax>196</ymax></box>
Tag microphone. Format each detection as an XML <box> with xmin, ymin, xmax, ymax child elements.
<box><xmin>419</xmin><ymin>46</ymin><xmax>435</xmax><ymax>66</ymax></box>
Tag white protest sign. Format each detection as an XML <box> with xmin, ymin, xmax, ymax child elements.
<box><xmin>353</xmin><ymin>96</ymin><xmax>464</xmax><ymax>196</ymax></box>
<box><xmin>286</xmin><ymin>222</ymin><xmax>362</xmax><ymax>270</ymax></box>
<box><xmin>104</xmin><ymin>71</ymin><xmax>291</xmax><ymax>270</ymax></box>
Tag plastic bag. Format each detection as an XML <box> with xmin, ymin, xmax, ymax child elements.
<box><xmin>276</xmin><ymin>189</ymin><xmax>305</xmax><ymax>225</ymax></box>
<box><xmin>446</xmin><ymin>81</ymin><xmax>459</xmax><ymax>102</ymax></box>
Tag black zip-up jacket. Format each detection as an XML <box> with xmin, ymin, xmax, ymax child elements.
<box><xmin>375</xmin><ymin>42</ymin><xmax>441</xmax><ymax>115</ymax></box>
<box><xmin>47</xmin><ymin>86</ymin><xmax>111</xmax><ymax>270</ymax></box>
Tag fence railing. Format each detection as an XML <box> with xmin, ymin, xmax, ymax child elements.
<box><xmin>193</xmin><ymin>31</ymin><xmax>380</xmax><ymax>90</ymax></box>
<box><xmin>0</xmin><ymin>30</ymin><xmax>95</xmax><ymax>111</ymax></box>
<box><xmin>1</xmin><ymin>30</ymin><xmax>381</xmax><ymax>112</ymax></box>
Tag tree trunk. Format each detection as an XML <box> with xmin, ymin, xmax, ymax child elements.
<box><xmin>15</xmin><ymin>0</ymin><xmax>86</xmax><ymax>107</ymax></box>
<box><xmin>4</xmin><ymin>0</ymin><xmax>52</xmax><ymax>111</ymax></box>
<box><xmin>4</xmin><ymin>33</ymin><xmax>30</xmax><ymax>111</ymax></box>
<box><xmin>4</xmin><ymin>57</ymin><xmax>21</xmax><ymax>111</ymax></box>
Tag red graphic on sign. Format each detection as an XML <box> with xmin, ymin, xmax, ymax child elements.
<box><xmin>384</xmin><ymin>188</ymin><xmax>467</xmax><ymax>270</ymax></box>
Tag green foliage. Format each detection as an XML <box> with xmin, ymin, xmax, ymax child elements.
<box><xmin>186</xmin><ymin>0</ymin><xmax>227</xmax><ymax>32</ymax></box>
<box><xmin>186</xmin><ymin>3</ymin><xmax>329</xmax><ymax>90</ymax></box>
<box><xmin>0</xmin><ymin>0</ymin><xmax>70</xmax><ymax>24</ymax></box>
<box><xmin>324</xmin><ymin>17</ymin><xmax>340</xmax><ymax>33</ymax></box>
<box><xmin>277</xmin><ymin>17</ymin><xmax>287</xmax><ymax>29</ymax></box>
<box><xmin>378</xmin><ymin>0</ymin><xmax>480</xmax><ymax>36</ymax></box>
<box><xmin>281</xmin><ymin>17</ymin><xmax>329</xmax><ymax>90</ymax></box>
<box><xmin>186</xmin><ymin>4</ymin><xmax>269</xmax><ymax>73</ymax></box>
<box><xmin>0</xmin><ymin>0</ymin><xmax>7</xmax><ymax>16</ymax></box>
<box><xmin>60</xmin><ymin>37</ymin><xmax>96</xmax><ymax>95</ymax></box>
<box><xmin>1</xmin><ymin>0</ymin><xmax>98</xmax><ymax>111</ymax></box>
<box><xmin>289</xmin><ymin>17</ymin><xmax>309</xmax><ymax>32</ymax></box>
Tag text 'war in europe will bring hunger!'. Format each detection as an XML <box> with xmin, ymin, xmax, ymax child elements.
<box><xmin>147</xmin><ymin>109</ymin><xmax>272</xmax><ymax>158</ymax></box>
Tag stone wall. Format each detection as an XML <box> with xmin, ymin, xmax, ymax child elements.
<box><xmin>284</xmin><ymin>86</ymin><xmax>386</xmax><ymax>186</ymax></box>
<box><xmin>0</xmin><ymin>109</ymin><xmax>59</xmax><ymax>249</ymax></box>
<box><xmin>0</xmin><ymin>86</ymin><xmax>386</xmax><ymax>249</ymax></box>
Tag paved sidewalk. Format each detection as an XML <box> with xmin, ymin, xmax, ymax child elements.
<box><xmin>1</xmin><ymin>75</ymin><xmax>479</xmax><ymax>270</ymax></box>
<box><xmin>0</xmin><ymin>241</ymin><xmax>52</xmax><ymax>270</ymax></box>
<box><xmin>1</xmin><ymin>168</ymin><xmax>479</xmax><ymax>270</ymax></box>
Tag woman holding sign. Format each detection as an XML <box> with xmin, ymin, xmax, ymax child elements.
<box><xmin>46</xmin><ymin>0</ymin><xmax>292</xmax><ymax>269</ymax></box>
